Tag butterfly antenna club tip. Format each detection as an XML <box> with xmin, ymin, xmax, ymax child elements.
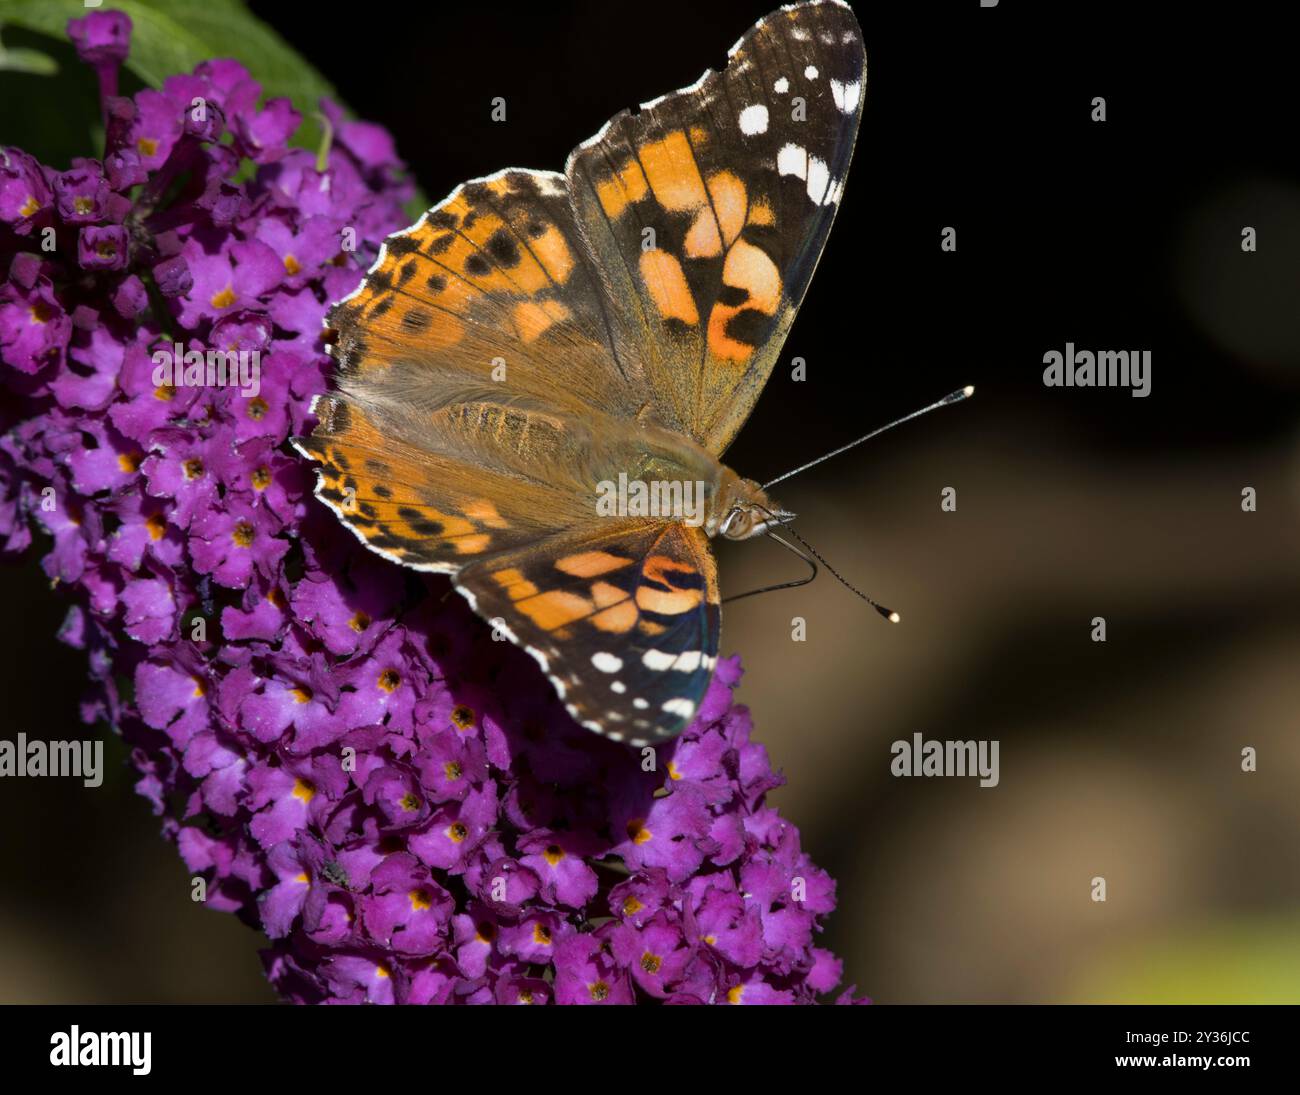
<box><xmin>762</xmin><ymin>383</ymin><xmax>977</xmax><ymax>491</ymax></box>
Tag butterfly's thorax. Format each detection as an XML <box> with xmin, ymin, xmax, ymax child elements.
<box><xmin>600</xmin><ymin>421</ymin><xmax>776</xmax><ymax>538</ymax></box>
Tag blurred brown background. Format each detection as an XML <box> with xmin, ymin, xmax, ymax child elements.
<box><xmin>2</xmin><ymin>0</ymin><xmax>1298</xmax><ymax>1002</ymax></box>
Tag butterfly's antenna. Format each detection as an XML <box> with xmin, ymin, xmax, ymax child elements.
<box><xmin>761</xmin><ymin>385</ymin><xmax>975</xmax><ymax>492</ymax></box>
<box><xmin>779</xmin><ymin>522</ymin><xmax>900</xmax><ymax>623</ymax></box>
<box><xmin>723</xmin><ymin>506</ymin><xmax>900</xmax><ymax>623</ymax></box>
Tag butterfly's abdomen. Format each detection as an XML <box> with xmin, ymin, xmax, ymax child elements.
<box><xmin>442</xmin><ymin>400</ymin><xmax>589</xmax><ymax>472</ymax></box>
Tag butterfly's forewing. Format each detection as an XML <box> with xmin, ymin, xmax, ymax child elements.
<box><xmin>455</xmin><ymin>521</ymin><xmax>719</xmax><ymax>742</ymax></box>
<box><xmin>295</xmin><ymin>165</ymin><xmax>659</xmax><ymax>570</ymax></box>
<box><xmin>566</xmin><ymin>0</ymin><xmax>866</xmax><ymax>455</ymax></box>
<box><xmin>325</xmin><ymin>167</ymin><xmax>647</xmax><ymax>419</ymax></box>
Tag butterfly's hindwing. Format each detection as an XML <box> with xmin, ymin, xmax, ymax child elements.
<box><xmin>456</xmin><ymin>523</ymin><xmax>719</xmax><ymax>743</ymax></box>
<box><xmin>294</xmin><ymin>393</ymin><xmax>597</xmax><ymax>570</ymax></box>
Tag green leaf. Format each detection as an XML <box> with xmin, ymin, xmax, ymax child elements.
<box><xmin>0</xmin><ymin>38</ymin><xmax>58</xmax><ymax>76</ymax></box>
<box><xmin>0</xmin><ymin>0</ymin><xmax>428</xmax><ymax>217</ymax></box>
<box><xmin>0</xmin><ymin>28</ymin><xmax>101</xmax><ymax>166</ymax></box>
<box><xmin>1</xmin><ymin>0</ymin><xmax>431</xmax><ymax>221</ymax></box>
<box><xmin>0</xmin><ymin>0</ymin><xmax>337</xmax><ymax>149</ymax></box>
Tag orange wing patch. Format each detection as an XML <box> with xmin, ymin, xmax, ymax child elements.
<box><xmin>596</xmin><ymin>158</ymin><xmax>650</xmax><ymax>219</ymax></box>
<box><xmin>639</xmin><ymin>249</ymin><xmax>699</xmax><ymax>325</ymax></box>
<box><xmin>491</xmin><ymin>567</ymin><xmax>539</xmax><ymax>601</ymax></box>
<box><xmin>707</xmin><ymin>239</ymin><xmax>783</xmax><ymax>364</ymax></box>
<box><xmin>685</xmin><ymin>171</ymin><xmax>749</xmax><ymax>259</ymax></box>
<box><xmin>554</xmin><ymin>551</ymin><xmax>635</xmax><ymax>578</ymax></box>
<box><xmin>637</xmin><ymin>130</ymin><xmax>710</xmax><ymax>212</ymax></box>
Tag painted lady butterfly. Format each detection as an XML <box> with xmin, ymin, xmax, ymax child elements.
<box><xmin>293</xmin><ymin>0</ymin><xmax>867</xmax><ymax>745</ymax></box>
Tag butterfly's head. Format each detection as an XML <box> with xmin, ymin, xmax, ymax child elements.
<box><xmin>715</xmin><ymin>476</ymin><xmax>792</xmax><ymax>541</ymax></box>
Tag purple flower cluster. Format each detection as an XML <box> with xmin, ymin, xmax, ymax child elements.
<box><xmin>0</xmin><ymin>11</ymin><xmax>862</xmax><ymax>1004</ymax></box>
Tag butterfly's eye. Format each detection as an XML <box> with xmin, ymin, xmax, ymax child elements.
<box><xmin>721</xmin><ymin>507</ymin><xmax>752</xmax><ymax>539</ymax></box>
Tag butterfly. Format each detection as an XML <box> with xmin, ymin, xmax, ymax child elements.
<box><xmin>292</xmin><ymin>0</ymin><xmax>867</xmax><ymax>746</ymax></box>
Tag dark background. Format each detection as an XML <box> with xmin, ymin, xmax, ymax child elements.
<box><xmin>2</xmin><ymin>0</ymin><xmax>1298</xmax><ymax>1002</ymax></box>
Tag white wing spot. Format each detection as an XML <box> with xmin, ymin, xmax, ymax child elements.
<box><xmin>674</xmin><ymin>650</ymin><xmax>704</xmax><ymax>672</ymax></box>
<box><xmin>662</xmin><ymin>698</ymin><xmax>696</xmax><ymax>720</ymax></box>
<box><xmin>739</xmin><ymin>104</ymin><xmax>769</xmax><ymax>136</ymax></box>
<box><xmin>610</xmin><ymin>681</ymin><xmax>627</xmax><ymax>694</ymax></box>
<box><xmin>804</xmin><ymin>64</ymin><xmax>819</xmax><ymax>79</ymax></box>
<box><xmin>642</xmin><ymin>649</ymin><xmax>677</xmax><ymax>671</ymax></box>
<box><xmin>633</xmin><ymin>698</ymin><xmax>649</xmax><ymax>710</ymax></box>
<box><xmin>774</xmin><ymin>76</ymin><xmax>789</xmax><ymax>94</ymax></box>
<box><xmin>777</xmin><ymin>143</ymin><xmax>807</xmax><ymax>180</ymax></box>
<box><xmin>591</xmin><ymin>652</ymin><xmax>623</xmax><ymax>674</ymax></box>
<box><xmin>807</xmin><ymin>155</ymin><xmax>830</xmax><ymax>204</ymax></box>
<box><xmin>830</xmin><ymin>79</ymin><xmax>861</xmax><ymax>114</ymax></box>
